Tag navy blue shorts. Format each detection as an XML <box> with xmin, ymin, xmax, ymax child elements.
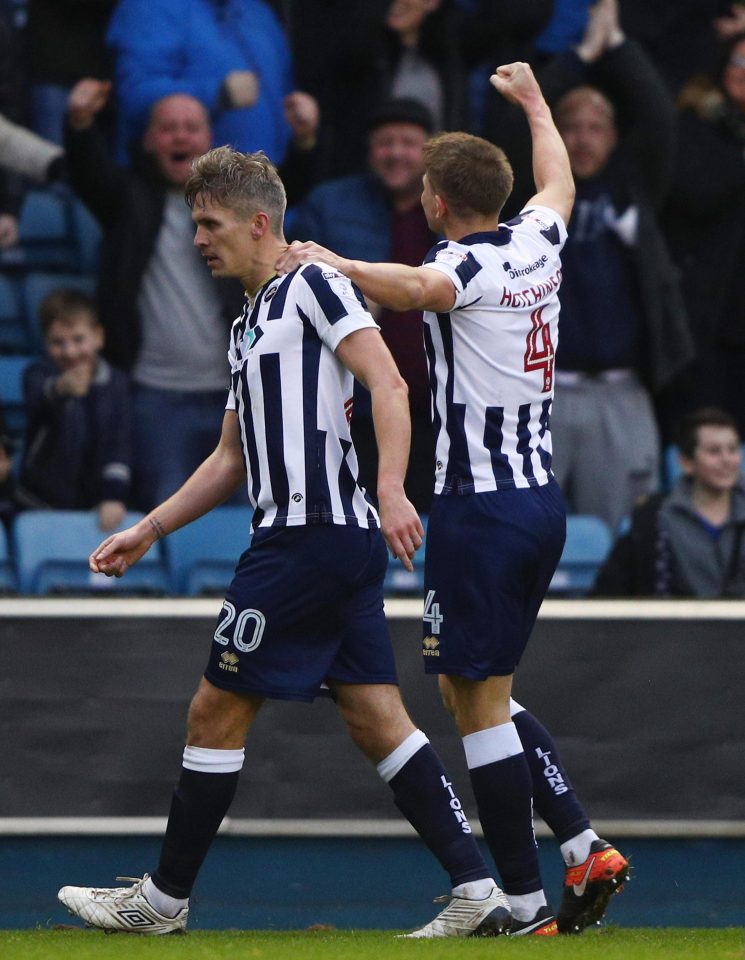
<box><xmin>422</xmin><ymin>480</ymin><xmax>566</xmax><ymax>678</ymax></box>
<box><xmin>204</xmin><ymin>524</ymin><xmax>397</xmax><ymax>701</ymax></box>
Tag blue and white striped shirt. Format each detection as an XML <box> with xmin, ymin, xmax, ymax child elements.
<box><xmin>421</xmin><ymin>205</ymin><xmax>567</xmax><ymax>495</ymax></box>
<box><xmin>225</xmin><ymin>263</ymin><xmax>380</xmax><ymax>529</ymax></box>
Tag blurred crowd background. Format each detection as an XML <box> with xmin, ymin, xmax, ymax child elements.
<box><xmin>1</xmin><ymin>0</ymin><xmax>745</xmax><ymax>598</ymax></box>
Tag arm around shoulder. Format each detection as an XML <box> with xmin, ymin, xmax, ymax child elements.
<box><xmin>276</xmin><ymin>241</ymin><xmax>457</xmax><ymax>313</ymax></box>
<box><xmin>343</xmin><ymin>259</ymin><xmax>457</xmax><ymax>313</ymax></box>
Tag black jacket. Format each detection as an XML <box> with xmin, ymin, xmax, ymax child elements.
<box><xmin>496</xmin><ymin>40</ymin><xmax>695</xmax><ymax>394</ymax></box>
<box><xmin>64</xmin><ymin>121</ymin><xmax>244</xmax><ymax>372</ymax></box>
<box><xmin>662</xmin><ymin>103</ymin><xmax>745</xmax><ymax>350</ymax></box>
<box><xmin>594</xmin><ymin>480</ymin><xmax>745</xmax><ymax>597</ymax></box>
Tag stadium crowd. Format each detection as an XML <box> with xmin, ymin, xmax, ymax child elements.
<box><xmin>1</xmin><ymin>0</ymin><xmax>745</xmax><ymax>597</ymax></box>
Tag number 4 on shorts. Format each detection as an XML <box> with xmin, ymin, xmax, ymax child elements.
<box><xmin>423</xmin><ymin>589</ymin><xmax>443</xmax><ymax>635</ymax></box>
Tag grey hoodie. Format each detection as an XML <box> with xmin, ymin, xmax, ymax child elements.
<box><xmin>659</xmin><ymin>477</ymin><xmax>745</xmax><ymax>597</ymax></box>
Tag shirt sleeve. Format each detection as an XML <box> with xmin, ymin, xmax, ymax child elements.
<box><xmin>513</xmin><ymin>204</ymin><xmax>568</xmax><ymax>251</ymax></box>
<box><xmin>297</xmin><ymin>263</ymin><xmax>379</xmax><ymax>352</ymax></box>
<box><xmin>421</xmin><ymin>241</ymin><xmax>483</xmax><ymax>309</ymax></box>
<box><xmin>225</xmin><ymin>315</ymin><xmax>242</xmax><ymax>411</ymax></box>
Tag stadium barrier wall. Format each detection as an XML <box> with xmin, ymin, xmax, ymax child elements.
<box><xmin>1</xmin><ymin>598</ymin><xmax>744</xmax><ymax>833</ymax></box>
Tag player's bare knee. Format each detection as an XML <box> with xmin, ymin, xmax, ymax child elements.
<box><xmin>345</xmin><ymin>720</ymin><xmax>413</xmax><ymax>763</ymax></box>
<box><xmin>437</xmin><ymin>675</ymin><xmax>457</xmax><ymax>717</ymax></box>
<box><xmin>334</xmin><ymin>683</ymin><xmax>414</xmax><ymax>761</ymax></box>
<box><xmin>186</xmin><ymin>679</ymin><xmax>261</xmax><ymax>748</ymax></box>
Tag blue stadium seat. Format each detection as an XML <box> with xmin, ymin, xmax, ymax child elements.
<box><xmin>0</xmin><ymin>522</ymin><xmax>17</xmax><ymax>594</ymax></box>
<box><xmin>13</xmin><ymin>510</ymin><xmax>169</xmax><ymax>595</ymax></box>
<box><xmin>663</xmin><ymin>443</ymin><xmax>683</xmax><ymax>491</ymax></box>
<box><xmin>22</xmin><ymin>271</ymin><xmax>97</xmax><ymax>349</ymax></box>
<box><xmin>0</xmin><ymin>354</ymin><xmax>33</xmax><ymax>438</ymax></box>
<box><xmin>0</xmin><ymin>275</ymin><xmax>33</xmax><ymax>353</ymax></box>
<box><xmin>17</xmin><ymin>188</ymin><xmax>77</xmax><ymax>271</ymax></box>
<box><xmin>549</xmin><ymin>514</ymin><xmax>613</xmax><ymax>596</ymax></box>
<box><xmin>165</xmin><ymin>507</ymin><xmax>253</xmax><ymax>595</ymax></box>
<box><xmin>383</xmin><ymin>515</ymin><xmax>428</xmax><ymax>596</ymax></box>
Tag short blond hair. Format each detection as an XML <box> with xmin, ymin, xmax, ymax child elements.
<box><xmin>184</xmin><ymin>146</ymin><xmax>286</xmax><ymax>235</ymax></box>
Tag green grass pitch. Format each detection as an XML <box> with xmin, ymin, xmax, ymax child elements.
<box><xmin>0</xmin><ymin>928</ymin><xmax>743</xmax><ymax>960</ymax></box>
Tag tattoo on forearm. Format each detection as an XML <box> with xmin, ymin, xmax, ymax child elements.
<box><xmin>148</xmin><ymin>515</ymin><xmax>166</xmax><ymax>540</ymax></box>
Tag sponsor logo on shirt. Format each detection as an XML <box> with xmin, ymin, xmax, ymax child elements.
<box><xmin>503</xmin><ymin>255</ymin><xmax>548</xmax><ymax>279</ymax></box>
<box><xmin>242</xmin><ymin>326</ymin><xmax>264</xmax><ymax>352</ymax></box>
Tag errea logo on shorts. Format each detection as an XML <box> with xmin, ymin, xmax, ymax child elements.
<box><xmin>219</xmin><ymin>651</ymin><xmax>239</xmax><ymax>673</ymax></box>
<box><xmin>423</xmin><ymin>635</ymin><xmax>439</xmax><ymax>657</ymax></box>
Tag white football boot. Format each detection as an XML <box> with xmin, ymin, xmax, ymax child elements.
<box><xmin>58</xmin><ymin>875</ymin><xmax>187</xmax><ymax>934</ymax></box>
<box><xmin>399</xmin><ymin>883</ymin><xmax>511</xmax><ymax>938</ymax></box>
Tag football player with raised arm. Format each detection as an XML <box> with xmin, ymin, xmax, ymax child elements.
<box><xmin>276</xmin><ymin>63</ymin><xmax>629</xmax><ymax>935</ymax></box>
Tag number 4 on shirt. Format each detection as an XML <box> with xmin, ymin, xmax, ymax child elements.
<box><xmin>524</xmin><ymin>306</ymin><xmax>554</xmax><ymax>393</ymax></box>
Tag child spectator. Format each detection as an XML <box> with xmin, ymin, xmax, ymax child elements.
<box><xmin>17</xmin><ymin>289</ymin><xmax>132</xmax><ymax>530</ymax></box>
<box><xmin>594</xmin><ymin>408</ymin><xmax>745</xmax><ymax>597</ymax></box>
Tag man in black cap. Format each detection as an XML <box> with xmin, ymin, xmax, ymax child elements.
<box><xmin>289</xmin><ymin>98</ymin><xmax>436</xmax><ymax>513</ymax></box>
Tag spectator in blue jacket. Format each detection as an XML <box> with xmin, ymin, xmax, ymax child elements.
<box><xmin>17</xmin><ymin>289</ymin><xmax>132</xmax><ymax>531</ymax></box>
<box><xmin>106</xmin><ymin>0</ymin><xmax>308</xmax><ymax>168</ymax></box>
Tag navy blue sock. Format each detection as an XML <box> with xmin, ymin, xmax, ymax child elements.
<box><xmin>512</xmin><ymin>708</ymin><xmax>591</xmax><ymax>845</ymax></box>
<box><xmin>152</xmin><ymin>766</ymin><xmax>240</xmax><ymax>898</ymax></box>
<box><xmin>469</xmin><ymin>752</ymin><xmax>543</xmax><ymax>895</ymax></box>
<box><xmin>385</xmin><ymin>741</ymin><xmax>491</xmax><ymax>887</ymax></box>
